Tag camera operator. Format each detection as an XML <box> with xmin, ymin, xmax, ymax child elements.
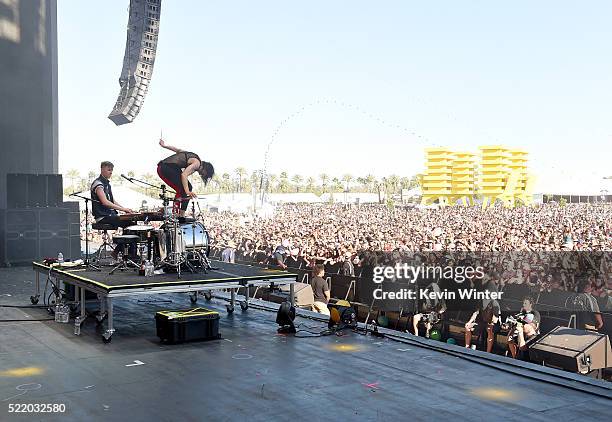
<box><xmin>506</xmin><ymin>296</ymin><xmax>540</xmax><ymax>359</ymax></box>
<box><xmin>412</xmin><ymin>282</ymin><xmax>447</xmax><ymax>338</ymax></box>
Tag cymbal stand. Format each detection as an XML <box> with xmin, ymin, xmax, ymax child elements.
<box><xmin>195</xmin><ymin>200</ymin><xmax>217</xmax><ymax>271</ymax></box>
<box><xmin>187</xmin><ymin>200</ymin><xmax>211</xmax><ymax>273</ymax></box>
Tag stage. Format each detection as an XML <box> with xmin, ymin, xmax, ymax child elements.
<box><xmin>0</xmin><ymin>267</ymin><xmax>611</xmax><ymax>420</ymax></box>
<box><xmin>31</xmin><ymin>261</ymin><xmax>297</xmax><ymax>342</ymax></box>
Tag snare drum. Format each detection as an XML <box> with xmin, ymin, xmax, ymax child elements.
<box><xmin>124</xmin><ymin>225</ymin><xmax>154</xmax><ymax>242</ymax></box>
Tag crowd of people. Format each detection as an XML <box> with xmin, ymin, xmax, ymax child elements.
<box><xmin>204</xmin><ymin>202</ymin><xmax>610</xmax><ymax>273</ymax></box>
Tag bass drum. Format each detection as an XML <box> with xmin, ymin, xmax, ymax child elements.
<box><xmin>158</xmin><ymin>221</ymin><xmax>210</xmax><ymax>257</ymax></box>
<box><xmin>180</xmin><ymin>221</ymin><xmax>210</xmax><ymax>256</ymax></box>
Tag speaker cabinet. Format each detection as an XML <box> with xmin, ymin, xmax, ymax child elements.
<box><xmin>27</xmin><ymin>174</ymin><xmax>47</xmax><ymax>207</ymax></box>
<box><xmin>0</xmin><ymin>205</ymin><xmax>81</xmax><ymax>266</ymax></box>
<box><xmin>6</xmin><ymin>174</ymin><xmax>28</xmax><ymax>208</ymax></box>
<box><xmin>529</xmin><ymin>326</ymin><xmax>612</xmax><ymax>374</ymax></box>
<box><xmin>6</xmin><ymin>173</ymin><xmax>64</xmax><ymax>208</ymax></box>
<box><xmin>47</xmin><ymin>174</ymin><xmax>63</xmax><ymax>206</ymax></box>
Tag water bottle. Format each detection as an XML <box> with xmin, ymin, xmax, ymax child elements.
<box><xmin>145</xmin><ymin>260</ymin><xmax>154</xmax><ymax>277</ymax></box>
<box><xmin>57</xmin><ymin>252</ymin><xmax>64</xmax><ymax>264</ymax></box>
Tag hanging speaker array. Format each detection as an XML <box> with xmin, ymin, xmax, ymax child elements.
<box><xmin>108</xmin><ymin>0</ymin><xmax>162</xmax><ymax>125</ymax></box>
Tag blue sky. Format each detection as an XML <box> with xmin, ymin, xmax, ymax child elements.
<box><xmin>57</xmin><ymin>1</ymin><xmax>612</xmax><ymax>191</ymax></box>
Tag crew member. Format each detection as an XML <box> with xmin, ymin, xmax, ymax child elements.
<box><xmin>507</xmin><ymin>296</ymin><xmax>540</xmax><ymax>359</ymax></box>
<box><xmin>312</xmin><ymin>264</ymin><xmax>331</xmax><ymax>315</ymax></box>
<box><xmin>157</xmin><ymin>139</ymin><xmax>215</xmax><ymax>216</ymax></box>
<box><xmin>90</xmin><ymin>161</ymin><xmax>134</xmax><ymax>227</ymax></box>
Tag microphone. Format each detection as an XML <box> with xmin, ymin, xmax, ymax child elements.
<box><xmin>69</xmin><ymin>190</ymin><xmax>83</xmax><ymax>196</ymax></box>
<box><xmin>121</xmin><ymin>174</ymin><xmax>132</xmax><ymax>182</ymax></box>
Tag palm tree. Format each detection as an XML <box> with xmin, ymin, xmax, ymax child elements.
<box><xmin>291</xmin><ymin>174</ymin><xmax>303</xmax><ymax>192</ymax></box>
<box><xmin>356</xmin><ymin>177</ymin><xmax>367</xmax><ymax>192</ymax></box>
<box><xmin>221</xmin><ymin>173</ymin><xmax>231</xmax><ymax>192</ymax></box>
<box><xmin>341</xmin><ymin>174</ymin><xmax>353</xmax><ymax>192</ymax></box>
<box><xmin>331</xmin><ymin>177</ymin><xmax>342</xmax><ymax>192</ymax></box>
<box><xmin>234</xmin><ymin>167</ymin><xmax>247</xmax><ymax>193</ymax></box>
<box><xmin>279</xmin><ymin>171</ymin><xmax>289</xmax><ymax>193</ymax></box>
<box><xmin>319</xmin><ymin>173</ymin><xmax>329</xmax><ymax>192</ymax></box>
<box><xmin>365</xmin><ymin>174</ymin><xmax>376</xmax><ymax>193</ymax></box>
<box><xmin>387</xmin><ymin>174</ymin><xmax>400</xmax><ymax>194</ymax></box>
<box><xmin>306</xmin><ymin>177</ymin><xmax>315</xmax><ymax>192</ymax></box>
<box><xmin>250</xmin><ymin>171</ymin><xmax>260</xmax><ymax>192</ymax></box>
<box><xmin>66</xmin><ymin>169</ymin><xmax>80</xmax><ymax>190</ymax></box>
<box><xmin>268</xmin><ymin>174</ymin><xmax>278</xmax><ymax>193</ymax></box>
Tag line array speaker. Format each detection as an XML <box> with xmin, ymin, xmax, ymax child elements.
<box><xmin>108</xmin><ymin>0</ymin><xmax>162</xmax><ymax>125</ymax></box>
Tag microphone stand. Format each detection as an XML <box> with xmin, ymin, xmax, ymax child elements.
<box><xmin>70</xmin><ymin>192</ymin><xmax>101</xmax><ymax>271</ymax></box>
<box><xmin>122</xmin><ymin>174</ymin><xmax>176</xmax><ymax>211</ymax></box>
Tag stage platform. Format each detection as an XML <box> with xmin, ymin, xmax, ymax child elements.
<box><xmin>0</xmin><ymin>267</ymin><xmax>611</xmax><ymax>421</ymax></box>
<box><xmin>31</xmin><ymin>261</ymin><xmax>297</xmax><ymax>342</ymax></box>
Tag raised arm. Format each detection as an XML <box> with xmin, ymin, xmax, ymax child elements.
<box><xmin>159</xmin><ymin>138</ymin><xmax>182</xmax><ymax>153</ymax></box>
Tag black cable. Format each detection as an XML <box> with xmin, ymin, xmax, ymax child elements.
<box><xmin>0</xmin><ymin>304</ymin><xmax>50</xmax><ymax>309</ymax></box>
<box><xmin>0</xmin><ymin>318</ymin><xmax>55</xmax><ymax>322</ymax></box>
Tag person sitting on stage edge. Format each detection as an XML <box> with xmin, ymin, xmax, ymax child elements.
<box><xmin>507</xmin><ymin>296</ymin><xmax>540</xmax><ymax>360</ymax></box>
<box><xmin>464</xmin><ymin>296</ymin><xmax>501</xmax><ymax>352</ymax></box>
<box><xmin>312</xmin><ymin>264</ymin><xmax>330</xmax><ymax>315</ymax></box>
<box><xmin>157</xmin><ymin>138</ymin><xmax>215</xmax><ymax>216</ymax></box>
<box><xmin>90</xmin><ymin>161</ymin><xmax>134</xmax><ymax>227</ymax></box>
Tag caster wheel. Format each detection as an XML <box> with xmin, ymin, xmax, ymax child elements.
<box><xmin>189</xmin><ymin>293</ymin><xmax>198</xmax><ymax>304</ymax></box>
<box><xmin>96</xmin><ymin>314</ymin><xmax>107</xmax><ymax>326</ymax></box>
<box><xmin>204</xmin><ymin>291</ymin><xmax>212</xmax><ymax>301</ymax></box>
<box><xmin>102</xmin><ymin>336</ymin><xmax>112</xmax><ymax>344</ymax></box>
<box><xmin>240</xmin><ymin>301</ymin><xmax>248</xmax><ymax>311</ymax></box>
<box><xmin>30</xmin><ymin>296</ymin><xmax>39</xmax><ymax>305</ymax></box>
<box><xmin>226</xmin><ymin>305</ymin><xmax>234</xmax><ymax>314</ymax></box>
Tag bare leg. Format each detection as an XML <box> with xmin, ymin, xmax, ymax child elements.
<box><xmin>465</xmin><ymin>326</ymin><xmax>472</xmax><ymax>348</ymax></box>
<box><xmin>508</xmin><ymin>339</ymin><xmax>518</xmax><ymax>358</ymax></box>
<box><xmin>413</xmin><ymin>314</ymin><xmax>422</xmax><ymax>335</ymax></box>
<box><xmin>486</xmin><ymin>324</ymin><xmax>495</xmax><ymax>353</ymax></box>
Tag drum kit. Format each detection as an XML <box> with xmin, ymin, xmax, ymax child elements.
<box><xmin>108</xmin><ymin>178</ymin><xmax>213</xmax><ymax>278</ymax></box>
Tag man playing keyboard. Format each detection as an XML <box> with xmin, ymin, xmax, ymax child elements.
<box><xmin>90</xmin><ymin>161</ymin><xmax>134</xmax><ymax>228</ymax></box>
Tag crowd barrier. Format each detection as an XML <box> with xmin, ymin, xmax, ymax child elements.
<box><xmin>209</xmin><ymin>247</ymin><xmax>612</xmax><ymax>338</ymax></box>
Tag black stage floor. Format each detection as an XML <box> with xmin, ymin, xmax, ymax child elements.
<box><xmin>33</xmin><ymin>261</ymin><xmax>295</xmax><ymax>292</ymax></box>
<box><xmin>1</xmin><ymin>267</ymin><xmax>611</xmax><ymax>421</ymax></box>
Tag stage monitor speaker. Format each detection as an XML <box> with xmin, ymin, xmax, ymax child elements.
<box><xmin>529</xmin><ymin>326</ymin><xmax>611</xmax><ymax>374</ymax></box>
<box><xmin>279</xmin><ymin>282</ymin><xmax>315</xmax><ymax>308</ymax></box>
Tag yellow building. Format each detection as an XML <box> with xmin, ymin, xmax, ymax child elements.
<box><xmin>479</xmin><ymin>145</ymin><xmax>510</xmax><ymax>208</ymax></box>
<box><xmin>421</xmin><ymin>145</ymin><xmax>532</xmax><ymax>208</ymax></box>
<box><xmin>508</xmin><ymin>149</ymin><xmax>532</xmax><ymax>205</ymax></box>
<box><xmin>451</xmin><ymin>151</ymin><xmax>476</xmax><ymax>206</ymax></box>
<box><xmin>421</xmin><ymin>148</ymin><xmax>454</xmax><ymax>206</ymax></box>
